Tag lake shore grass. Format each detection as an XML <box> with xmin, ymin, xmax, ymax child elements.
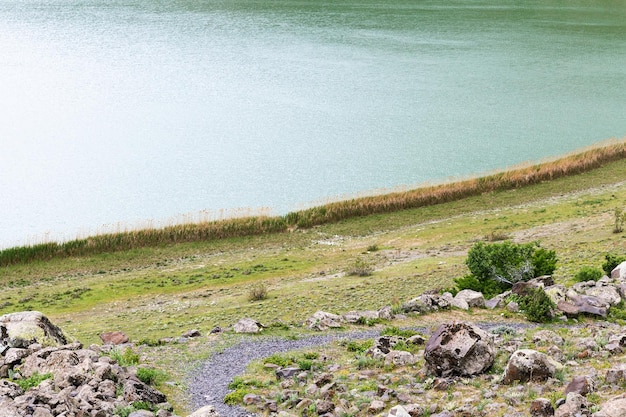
<box><xmin>2</xmin><ymin>138</ymin><xmax>625</xmax><ymax>267</ymax></box>
<box><xmin>1</xmin><ymin>137</ymin><xmax>626</xmax><ymax>413</ymax></box>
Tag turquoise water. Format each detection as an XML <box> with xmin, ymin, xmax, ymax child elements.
<box><xmin>1</xmin><ymin>0</ymin><xmax>625</xmax><ymax>247</ymax></box>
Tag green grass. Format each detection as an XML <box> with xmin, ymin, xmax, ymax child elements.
<box><xmin>1</xmin><ymin>142</ymin><xmax>626</xmax><ymax>414</ymax></box>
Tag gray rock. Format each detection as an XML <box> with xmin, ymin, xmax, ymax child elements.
<box><xmin>129</xmin><ymin>411</ymin><xmax>155</xmax><ymax>417</ymax></box>
<box><xmin>605</xmin><ymin>364</ymin><xmax>626</xmax><ymax>384</ymax></box>
<box><xmin>454</xmin><ymin>290</ymin><xmax>485</xmax><ymax>308</ymax></box>
<box><xmin>598</xmin><ymin>395</ymin><xmax>626</xmax><ymax>417</ymax></box>
<box><xmin>0</xmin><ymin>311</ymin><xmax>67</xmax><ymax>346</ymax></box>
<box><xmin>530</xmin><ymin>398</ymin><xmax>555</xmax><ymax>417</ymax></box>
<box><xmin>233</xmin><ymin>318</ymin><xmax>264</xmax><ymax>334</ymax></box>
<box><xmin>554</xmin><ymin>392</ymin><xmax>590</xmax><ymax>417</ymax></box>
<box><xmin>424</xmin><ymin>322</ymin><xmax>495</xmax><ymax>377</ymax></box>
<box><xmin>503</xmin><ymin>349</ymin><xmax>562</xmax><ymax>384</ymax></box>
<box><xmin>611</xmin><ymin>261</ymin><xmax>626</xmax><ymax>281</ymax></box>
<box><xmin>384</xmin><ymin>350</ymin><xmax>417</xmax><ymax>367</ymax></box>
<box><xmin>305</xmin><ymin>311</ymin><xmax>343</xmax><ymax>331</ymax></box>
<box><xmin>388</xmin><ymin>405</ymin><xmax>411</xmax><ymax>417</ymax></box>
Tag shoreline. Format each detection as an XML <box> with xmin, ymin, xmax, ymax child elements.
<box><xmin>2</xmin><ymin>138</ymin><xmax>626</xmax><ymax>267</ymax></box>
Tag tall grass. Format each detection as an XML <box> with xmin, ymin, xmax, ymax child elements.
<box><xmin>2</xmin><ymin>139</ymin><xmax>625</xmax><ymax>267</ymax></box>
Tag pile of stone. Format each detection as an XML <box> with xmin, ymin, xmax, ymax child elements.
<box><xmin>0</xmin><ymin>311</ymin><xmax>219</xmax><ymax>417</ymax></box>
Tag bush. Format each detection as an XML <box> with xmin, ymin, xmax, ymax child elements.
<box><xmin>574</xmin><ymin>266</ymin><xmax>603</xmax><ymax>282</ymax></box>
<box><xmin>347</xmin><ymin>258</ymin><xmax>373</xmax><ymax>276</ymax></box>
<box><xmin>136</xmin><ymin>367</ymin><xmax>166</xmax><ymax>386</ymax></box>
<box><xmin>110</xmin><ymin>347</ymin><xmax>140</xmax><ymax>366</ymax></box>
<box><xmin>602</xmin><ymin>253</ymin><xmax>626</xmax><ymax>275</ymax></box>
<box><xmin>457</xmin><ymin>241</ymin><xmax>557</xmax><ymax>298</ymax></box>
<box><xmin>14</xmin><ymin>372</ymin><xmax>51</xmax><ymax>391</ymax></box>
<box><xmin>518</xmin><ymin>287</ymin><xmax>555</xmax><ymax>323</ymax></box>
<box><xmin>248</xmin><ymin>283</ymin><xmax>268</xmax><ymax>301</ymax></box>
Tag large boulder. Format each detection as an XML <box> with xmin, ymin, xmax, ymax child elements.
<box><xmin>503</xmin><ymin>349</ymin><xmax>562</xmax><ymax>384</ymax></box>
<box><xmin>233</xmin><ymin>318</ymin><xmax>264</xmax><ymax>334</ymax></box>
<box><xmin>597</xmin><ymin>395</ymin><xmax>626</xmax><ymax>417</ymax></box>
<box><xmin>453</xmin><ymin>290</ymin><xmax>485</xmax><ymax>308</ymax></box>
<box><xmin>424</xmin><ymin>322</ymin><xmax>495</xmax><ymax>377</ymax></box>
<box><xmin>100</xmin><ymin>331</ymin><xmax>129</xmax><ymax>345</ymax></box>
<box><xmin>0</xmin><ymin>311</ymin><xmax>67</xmax><ymax>346</ymax></box>
<box><xmin>611</xmin><ymin>261</ymin><xmax>626</xmax><ymax>281</ymax></box>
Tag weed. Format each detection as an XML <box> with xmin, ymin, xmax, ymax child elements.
<box><xmin>602</xmin><ymin>253</ymin><xmax>626</xmax><ymax>275</ymax></box>
<box><xmin>136</xmin><ymin>367</ymin><xmax>166</xmax><ymax>386</ymax></box>
<box><xmin>248</xmin><ymin>283</ymin><xmax>268</xmax><ymax>301</ymax></box>
<box><xmin>13</xmin><ymin>372</ymin><xmax>52</xmax><ymax>391</ymax></box>
<box><xmin>343</xmin><ymin>339</ymin><xmax>373</xmax><ymax>353</ymax></box>
<box><xmin>366</xmin><ymin>244</ymin><xmax>379</xmax><ymax>252</ymax></box>
<box><xmin>613</xmin><ymin>207</ymin><xmax>626</xmax><ymax>233</ymax></box>
<box><xmin>347</xmin><ymin>258</ymin><xmax>373</xmax><ymax>277</ymax></box>
<box><xmin>519</xmin><ymin>287</ymin><xmax>555</xmax><ymax>323</ymax></box>
<box><xmin>380</xmin><ymin>326</ymin><xmax>419</xmax><ymax>338</ymax></box>
<box><xmin>110</xmin><ymin>347</ymin><xmax>140</xmax><ymax>367</ymax></box>
<box><xmin>263</xmin><ymin>353</ymin><xmax>292</xmax><ymax>368</ymax></box>
<box><xmin>224</xmin><ymin>388</ymin><xmax>248</xmax><ymax>405</ymax></box>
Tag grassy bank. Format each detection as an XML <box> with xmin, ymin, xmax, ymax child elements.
<box><xmin>2</xmin><ymin>139</ymin><xmax>626</xmax><ymax>267</ymax></box>
<box><xmin>1</xmin><ymin>138</ymin><xmax>626</xmax><ymax>413</ymax></box>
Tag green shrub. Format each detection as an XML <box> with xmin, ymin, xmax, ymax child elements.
<box><xmin>248</xmin><ymin>283</ymin><xmax>268</xmax><ymax>301</ymax></box>
<box><xmin>297</xmin><ymin>358</ymin><xmax>313</xmax><ymax>371</ymax></box>
<box><xmin>457</xmin><ymin>241</ymin><xmax>557</xmax><ymax>298</ymax></box>
<box><xmin>574</xmin><ymin>266</ymin><xmax>604</xmax><ymax>282</ymax></box>
<box><xmin>110</xmin><ymin>347</ymin><xmax>140</xmax><ymax>366</ymax></box>
<box><xmin>347</xmin><ymin>258</ymin><xmax>373</xmax><ymax>277</ymax></box>
<box><xmin>344</xmin><ymin>339</ymin><xmax>374</xmax><ymax>353</ymax></box>
<box><xmin>136</xmin><ymin>367</ymin><xmax>166</xmax><ymax>386</ymax></box>
<box><xmin>263</xmin><ymin>353</ymin><xmax>292</xmax><ymax>368</ymax></box>
<box><xmin>518</xmin><ymin>287</ymin><xmax>555</xmax><ymax>323</ymax></box>
<box><xmin>14</xmin><ymin>372</ymin><xmax>52</xmax><ymax>391</ymax></box>
<box><xmin>224</xmin><ymin>388</ymin><xmax>248</xmax><ymax>405</ymax></box>
<box><xmin>380</xmin><ymin>326</ymin><xmax>419</xmax><ymax>338</ymax></box>
<box><xmin>602</xmin><ymin>253</ymin><xmax>626</xmax><ymax>275</ymax></box>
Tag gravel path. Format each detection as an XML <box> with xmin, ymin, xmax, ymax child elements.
<box><xmin>187</xmin><ymin>322</ymin><xmax>540</xmax><ymax>416</ymax></box>
<box><xmin>188</xmin><ymin>330</ymin><xmax>381</xmax><ymax>416</ymax></box>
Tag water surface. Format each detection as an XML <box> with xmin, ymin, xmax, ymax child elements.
<box><xmin>1</xmin><ymin>0</ymin><xmax>625</xmax><ymax>247</ymax></box>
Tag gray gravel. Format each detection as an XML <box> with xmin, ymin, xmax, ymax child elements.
<box><xmin>187</xmin><ymin>322</ymin><xmax>540</xmax><ymax>416</ymax></box>
<box><xmin>188</xmin><ymin>330</ymin><xmax>380</xmax><ymax>416</ymax></box>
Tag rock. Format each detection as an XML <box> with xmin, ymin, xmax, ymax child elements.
<box><xmin>507</xmin><ymin>301</ymin><xmax>520</xmax><ymax>312</ymax></box>
<box><xmin>503</xmin><ymin>349</ymin><xmax>562</xmax><ymax>384</ymax></box>
<box><xmin>3</xmin><ymin>348</ymin><xmax>30</xmax><ymax>365</ymax></box>
<box><xmin>605</xmin><ymin>364</ymin><xmax>626</xmax><ymax>384</ymax></box>
<box><xmin>233</xmin><ymin>318</ymin><xmax>264</xmax><ymax>333</ymax></box>
<box><xmin>182</xmin><ymin>329</ymin><xmax>201</xmax><ymax>338</ymax></box>
<box><xmin>611</xmin><ymin>261</ymin><xmax>626</xmax><ymax>280</ymax></box>
<box><xmin>407</xmin><ymin>334</ymin><xmax>426</xmax><ymax>345</ymax></box>
<box><xmin>485</xmin><ymin>291</ymin><xmax>510</xmax><ymax>309</ymax></box>
<box><xmin>129</xmin><ymin>411</ymin><xmax>154</xmax><ymax>417</ymax></box>
<box><xmin>557</xmin><ymin>301</ymin><xmax>580</xmax><ymax>317</ymax></box>
<box><xmin>453</xmin><ymin>290</ymin><xmax>485</xmax><ymax>308</ymax></box>
<box><xmin>342</xmin><ymin>310</ymin><xmax>380</xmax><ymax>324</ymax></box>
<box><xmin>186</xmin><ymin>405</ymin><xmax>220</xmax><ymax>417</ymax></box>
<box><xmin>545</xmin><ymin>285</ymin><xmax>568</xmax><ymax>304</ymax></box>
<box><xmin>378</xmin><ymin>306</ymin><xmax>394</xmax><ymax>320</ymax></box>
<box><xmin>316</xmin><ymin>399</ymin><xmax>335</xmax><ymax>414</ymax></box>
<box><xmin>567</xmin><ymin>294</ymin><xmax>608</xmax><ymax>317</ymax></box>
<box><xmin>424</xmin><ymin>322</ymin><xmax>496</xmax><ymax>377</ymax></box>
<box><xmin>586</xmin><ymin>285</ymin><xmax>622</xmax><ymax>306</ymax></box>
<box><xmin>0</xmin><ymin>311</ymin><xmax>67</xmax><ymax>346</ymax></box>
<box><xmin>275</xmin><ymin>367</ymin><xmax>301</xmax><ymax>380</ymax></box>
<box><xmin>599</xmin><ymin>395</ymin><xmax>626</xmax><ymax>417</ymax></box>
<box><xmin>565</xmin><ymin>375</ymin><xmax>594</xmax><ymax>396</ymax></box>
<box><xmin>532</xmin><ymin>330</ymin><xmax>564</xmax><ymax>345</ymax></box>
<box><xmin>369</xmin><ymin>399</ymin><xmax>385</xmax><ymax>413</ymax></box>
<box><xmin>554</xmin><ymin>392</ymin><xmax>590</xmax><ymax>417</ymax></box>
<box><xmin>402</xmin><ymin>293</ymin><xmax>449</xmax><ymax>313</ymax></box>
<box><xmin>388</xmin><ymin>405</ymin><xmax>411</xmax><ymax>417</ymax></box>
<box><xmin>99</xmin><ymin>331</ymin><xmax>129</xmax><ymax>345</ymax></box>
<box><xmin>306</xmin><ymin>311</ymin><xmax>343</xmax><ymax>331</ymax></box>
<box><xmin>124</xmin><ymin>379</ymin><xmax>168</xmax><ymax>404</ymax></box>
<box><xmin>385</xmin><ymin>350</ymin><xmax>417</xmax><ymax>367</ymax></box>
<box><xmin>530</xmin><ymin>398</ymin><xmax>555</xmax><ymax>417</ymax></box>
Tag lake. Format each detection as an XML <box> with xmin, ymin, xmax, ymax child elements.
<box><xmin>1</xmin><ymin>0</ymin><xmax>625</xmax><ymax>248</ymax></box>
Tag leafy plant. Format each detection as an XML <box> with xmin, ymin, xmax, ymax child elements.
<box><xmin>574</xmin><ymin>266</ymin><xmax>603</xmax><ymax>282</ymax></box>
<box><xmin>136</xmin><ymin>367</ymin><xmax>166</xmax><ymax>386</ymax></box>
<box><xmin>343</xmin><ymin>339</ymin><xmax>373</xmax><ymax>353</ymax></box>
<box><xmin>518</xmin><ymin>287</ymin><xmax>555</xmax><ymax>323</ymax></box>
<box><xmin>456</xmin><ymin>241</ymin><xmax>557</xmax><ymax>298</ymax></box>
<box><xmin>381</xmin><ymin>326</ymin><xmax>419</xmax><ymax>338</ymax></box>
<box><xmin>602</xmin><ymin>253</ymin><xmax>626</xmax><ymax>275</ymax></box>
<box><xmin>14</xmin><ymin>372</ymin><xmax>52</xmax><ymax>391</ymax></box>
<box><xmin>110</xmin><ymin>347</ymin><xmax>140</xmax><ymax>367</ymax></box>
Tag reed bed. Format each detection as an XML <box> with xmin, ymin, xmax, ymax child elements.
<box><xmin>2</xmin><ymin>139</ymin><xmax>625</xmax><ymax>267</ymax></box>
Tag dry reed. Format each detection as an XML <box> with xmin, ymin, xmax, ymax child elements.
<box><xmin>2</xmin><ymin>139</ymin><xmax>625</xmax><ymax>267</ymax></box>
